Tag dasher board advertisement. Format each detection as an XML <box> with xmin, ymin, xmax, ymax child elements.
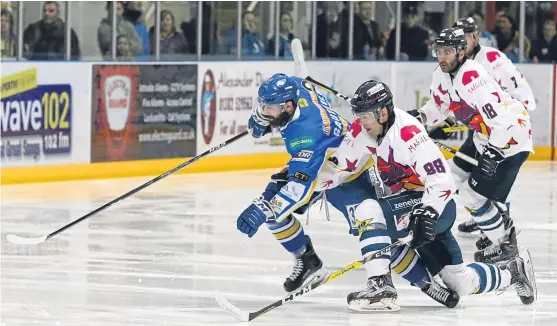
<box><xmin>197</xmin><ymin>62</ymin><xmax>295</xmax><ymax>156</ymax></box>
<box><xmin>91</xmin><ymin>64</ymin><xmax>197</xmax><ymax>162</ymax></box>
<box><xmin>1</xmin><ymin>63</ymin><xmax>90</xmax><ymax>166</ymax></box>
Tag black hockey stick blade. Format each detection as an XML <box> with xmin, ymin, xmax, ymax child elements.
<box><xmin>5</xmin><ymin>131</ymin><xmax>249</xmax><ymax>245</ymax></box>
<box><xmin>215</xmin><ymin>233</ymin><xmax>412</xmax><ymax>322</ymax></box>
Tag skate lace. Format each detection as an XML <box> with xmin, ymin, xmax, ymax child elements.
<box><xmin>427</xmin><ymin>284</ymin><xmax>450</xmax><ymax>303</ymax></box>
<box><xmin>464</xmin><ymin>219</ymin><xmax>476</xmax><ymax>227</ymax></box>
<box><xmin>288</xmin><ymin>257</ymin><xmax>305</xmax><ymax>281</ymax></box>
<box><xmin>305</xmin><ymin>191</ymin><xmax>330</xmax><ymax>226</ymax></box>
<box><xmin>514</xmin><ymin>281</ymin><xmax>530</xmax><ymax>297</ymax></box>
<box><xmin>484</xmin><ymin>244</ymin><xmax>502</xmax><ymax>257</ymax></box>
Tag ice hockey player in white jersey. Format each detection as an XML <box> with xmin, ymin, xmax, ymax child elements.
<box><xmin>415</xmin><ymin>28</ymin><xmax>533</xmax><ymax>264</ymax></box>
<box><xmin>334</xmin><ymin>80</ymin><xmax>536</xmax><ymax>310</ymax></box>
<box><xmin>449</xmin><ymin>16</ymin><xmax>536</xmax><ymax>244</ymax></box>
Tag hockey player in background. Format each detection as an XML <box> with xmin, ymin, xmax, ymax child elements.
<box><xmin>414</xmin><ymin>28</ymin><xmax>533</xmax><ymax>264</ymax></box>
<box><xmin>447</xmin><ymin>17</ymin><xmax>536</xmax><ymax>246</ymax></box>
<box><xmin>334</xmin><ymin>79</ymin><xmax>536</xmax><ymax>310</ymax></box>
<box><xmin>235</xmin><ymin>73</ymin><xmax>462</xmax><ymax>311</ymax></box>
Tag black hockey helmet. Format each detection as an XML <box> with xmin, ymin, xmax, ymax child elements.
<box><xmin>351</xmin><ymin>80</ymin><xmax>393</xmax><ymax>116</ymax></box>
<box><xmin>433</xmin><ymin>27</ymin><xmax>467</xmax><ymax>57</ymax></box>
<box><xmin>453</xmin><ymin>17</ymin><xmax>478</xmax><ymax>34</ymax></box>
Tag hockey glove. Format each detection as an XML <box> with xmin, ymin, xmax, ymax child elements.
<box><xmin>261</xmin><ymin>169</ymin><xmax>289</xmax><ymax>201</ymax></box>
<box><xmin>428</xmin><ymin>118</ymin><xmax>458</xmax><ymax>140</ymax></box>
<box><xmin>248</xmin><ymin>110</ymin><xmax>272</xmax><ymax>138</ymax></box>
<box><xmin>237</xmin><ymin>197</ymin><xmax>276</xmax><ymax>238</ymax></box>
<box><xmin>408</xmin><ymin>205</ymin><xmax>439</xmax><ymax>248</ymax></box>
<box><xmin>406</xmin><ymin>109</ymin><xmax>425</xmax><ymax>124</ymax></box>
<box><xmin>477</xmin><ymin>143</ymin><xmax>505</xmax><ymax>179</ymax></box>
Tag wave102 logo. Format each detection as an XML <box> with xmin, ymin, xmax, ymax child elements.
<box><xmin>201</xmin><ymin>70</ymin><xmax>216</xmax><ymax>145</ymax></box>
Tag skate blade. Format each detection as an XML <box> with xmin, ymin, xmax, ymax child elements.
<box><xmin>348</xmin><ymin>298</ymin><xmax>400</xmax><ymax>312</ymax></box>
<box><xmin>520</xmin><ymin>249</ymin><xmax>537</xmax><ymax>304</ymax></box>
<box><xmin>457</xmin><ymin>230</ymin><xmax>482</xmax><ymax>239</ymax></box>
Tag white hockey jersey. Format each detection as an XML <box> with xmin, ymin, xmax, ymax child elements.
<box><xmin>330</xmin><ymin>108</ymin><xmax>456</xmax><ymax>215</ymax></box>
<box><xmin>473</xmin><ymin>45</ymin><xmax>536</xmax><ymax>111</ymax></box>
<box><xmin>419</xmin><ymin>59</ymin><xmax>533</xmax><ymax>157</ymax></box>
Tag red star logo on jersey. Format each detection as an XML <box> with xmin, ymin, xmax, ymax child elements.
<box><xmin>518</xmin><ymin>118</ymin><xmax>526</xmax><ymax>127</ymax></box>
<box><xmin>492</xmin><ymin>92</ymin><xmax>501</xmax><ymax>103</ymax></box>
<box><xmin>377</xmin><ymin>147</ymin><xmax>423</xmax><ymax>193</ymax></box>
<box><xmin>367</xmin><ymin>146</ymin><xmax>376</xmax><ymax>154</ymax></box>
<box><xmin>433</xmin><ymin>85</ymin><xmax>448</xmax><ymax>108</ymax></box>
<box><xmin>322</xmin><ymin>180</ymin><xmax>334</xmax><ymax>188</ymax></box>
<box><xmin>438</xmin><ymin>84</ymin><xmax>448</xmax><ymax>95</ymax></box>
<box><xmin>503</xmin><ymin>137</ymin><xmax>519</xmax><ymax>149</ymax></box>
<box><xmin>344</xmin><ymin>158</ymin><xmax>359</xmax><ymax>172</ymax></box>
<box><xmin>350</xmin><ymin>119</ymin><xmax>363</xmax><ymax>137</ymax></box>
<box><xmin>439</xmin><ymin>189</ymin><xmax>452</xmax><ymax>201</ymax></box>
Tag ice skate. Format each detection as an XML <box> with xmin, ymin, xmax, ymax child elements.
<box><xmin>421</xmin><ymin>280</ymin><xmax>460</xmax><ymax>308</ymax></box>
<box><xmin>283</xmin><ymin>236</ymin><xmax>325</xmax><ymax>292</ymax></box>
<box><xmin>347</xmin><ymin>273</ymin><xmax>400</xmax><ymax>312</ymax></box>
<box><xmin>457</xmin><ymin>218</ymin><xmax>481</xmax><ymax>238</ymax></box>
<box><xmin>506</xmin><ymin>249</ymin><xmax>537</xmax><ymax>304</ymax></box>
<box><xmin>474</xmin><ymin>218</ymin><xmax>518</xmax><ymax>264</ymax></box>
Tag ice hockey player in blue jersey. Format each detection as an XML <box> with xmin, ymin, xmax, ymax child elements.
<box><xmin>234</xmin><ymin>73</ymin><xmax>467</xmax><ymax>310</ymax></box>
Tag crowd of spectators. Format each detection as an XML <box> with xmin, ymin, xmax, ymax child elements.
<box><xmin>0</xmin><ymin>1</ymin><xmax>555</xmax><ymax>63</ymax></box>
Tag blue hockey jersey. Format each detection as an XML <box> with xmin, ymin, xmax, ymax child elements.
<box><xmin>266</xmin><ymin>77</ymin><xmax>355</xmax><ymax>222</ymax></box>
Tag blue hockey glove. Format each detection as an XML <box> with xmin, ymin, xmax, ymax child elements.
<box><xmin>248</xmin><ymin>111</ymin><xmax>272</xmax><ymax>138</ymax></box>
<box><xmin>261</xmin><ymin>168</ymin><xmax>289</xmax><ymax>201</ymax></box>
<box><xmin>477</xmin><ymin>143</ymin><xmax>505</xmax><ymax>179</ymax></box>
<box><xmin>408</xmin><ymin>205</ymin><xmax>439</xmax><ymax>248</ymax></box>
<box><xmin>237</xmin><ymin>197</ymin><xmax>276</xmax><ymax>238</ymax></box>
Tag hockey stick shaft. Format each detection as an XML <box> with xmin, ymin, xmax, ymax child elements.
<box><xmin>217</xmin><ymin>233</ymin><xmax>412</xmax><ymax>322</ymax></box>
<box><xmin>433</xmin><ymin>140</ymin><xmax>509</xmax><ymax>214</ymax></box>
<box><xmin>7</xmin><ymin>131</ymin><xmax>249</xmax><ymax>245</ymax></box>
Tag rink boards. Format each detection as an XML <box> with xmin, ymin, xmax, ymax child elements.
<box><xmin>1</xmin><ymin>61</ymin><xmax>556</xmax><ymax>184</ymax></box>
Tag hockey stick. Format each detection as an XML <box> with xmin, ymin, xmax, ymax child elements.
<box><xmin>216</xmin><ymin>233</ymin><xmax>413</xmax><ymax>322</ymax></box>
<box><xmin>294</xmin><ymin>40</ymin><xmax>467</xmax><ymax>136</ymax></box>
<box><xmin>5</xmin><ymin>131</ymin><xmax>249</xmax><ymax>245</ymax></box>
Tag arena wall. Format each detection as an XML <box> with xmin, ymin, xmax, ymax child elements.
<box><xmin>1</xmin><ymin>61</ymin><xmax>555</xmax><ymax>185</ymax></box>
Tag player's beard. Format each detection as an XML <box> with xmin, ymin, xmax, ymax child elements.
<box><xmin>269</xmin><ymin>111</ymin><xmax>292</xmax><ymax>128</ymax></box>
<box><xmin>439</xmin><ymin>57</ymin><xmax>459</xmax><ymax>73</ymax></box>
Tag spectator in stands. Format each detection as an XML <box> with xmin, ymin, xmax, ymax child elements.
<box><xmin>98</xmin><ymin>1</ymin><xmax>141</xmax><ymax>59</ymax></box>
<box><xmin>267</xmin><ymin>12</ymin><xmax>295</xmax><ymax>57</ymax></box>
<box><xmin>471</xmin><ymin>11</ymin><xmax>498</xmax><ymax>48</ymax></box>
<box><xmin>124</xmin><ymin>1</ymin><xmax>149</xmax><ymax>59</ymax></box>
<box><xmin>530</xmin><ymin>20</ymin><xmax>557</xmax><ymax>63</ymax></box>
<box><xmin>493</xmin><ymin>13</ymin><xmax>531</xmax><ymax>62</ymax></box>
<box><xmin>353</xmin><ymin>1</ymin><xmax>382</xmax><ymax>59</ymax></box>
<box><xmin>220</xmin><ymin>11</ymin><xmax>265</xmax><ymax>56</ymax></box>
<box><xmin>315</xmin><ymin>2</ymin><xmax>342</xmax><ymax>58</ymax></box>
<box><xmin>181</xmin><ymin>2</ymin><xmax>216</xmax><ymax>54</ymax></box>
<box><xmin>116</xmin><ymin>34</ymin><xmax>134</xmax><ymax>61</ymax></box>
<box><xmin>1</xmin><ymin>8</ymin><xmax>16</xmax><ymax>58</ymax></box>
<box><xmin>386</xmin><ymin>5</ymin><xmax>429</xmax><ymax>60</ymax></box>
<box><xmin>149</xmin><ymin>10</ymin><xmax>188</xmax><ymax>58</ymax></box>
<box><xmin>23</xmin><ymin>1</ymin><xmax>80</xmax><ymax>60</ymax></box>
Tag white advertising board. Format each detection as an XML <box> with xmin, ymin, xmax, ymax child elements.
<box><xmin>196</xmin><ymin>61</ymin><xmax>295</xmax><ymax>156</ymax></box>
<box><xmin>305</xmin><ymin>61</ymin><xmax>394</xmax><ymax>121</ymax></box>
<box><xmin>1</xmin><ymin>62</ymin><xmax>91</xmax><ymax>166</ymax></box>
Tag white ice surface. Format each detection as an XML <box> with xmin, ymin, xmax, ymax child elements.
<box><xmin>1</xmin><ymin>162</ymin><xmax>557</xmax><ymax>326</ymax></box>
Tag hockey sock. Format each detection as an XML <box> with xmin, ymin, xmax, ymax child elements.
<box><xmin>266</xmin><ymin>215</ymin><xmax>307</xmax><ymax>257</ymax></box>
<box><xmin>468</xmin><ymin>263</ymin><xmax>511</xmax><ymax>294</ymax></box>
<box><xmin>467</xmin><ymin>201</ymin><xmax>505</xmax><ymax>242</ymax></box>
<box><xmin>359</xmin><ymin>219</ymin><xmax>391</xmax><ymax>278</ymax></box>
<box><xmin>391</xmin><ymin>245</ymin><xmax>431</xmax><ymax>288</ymax></box>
